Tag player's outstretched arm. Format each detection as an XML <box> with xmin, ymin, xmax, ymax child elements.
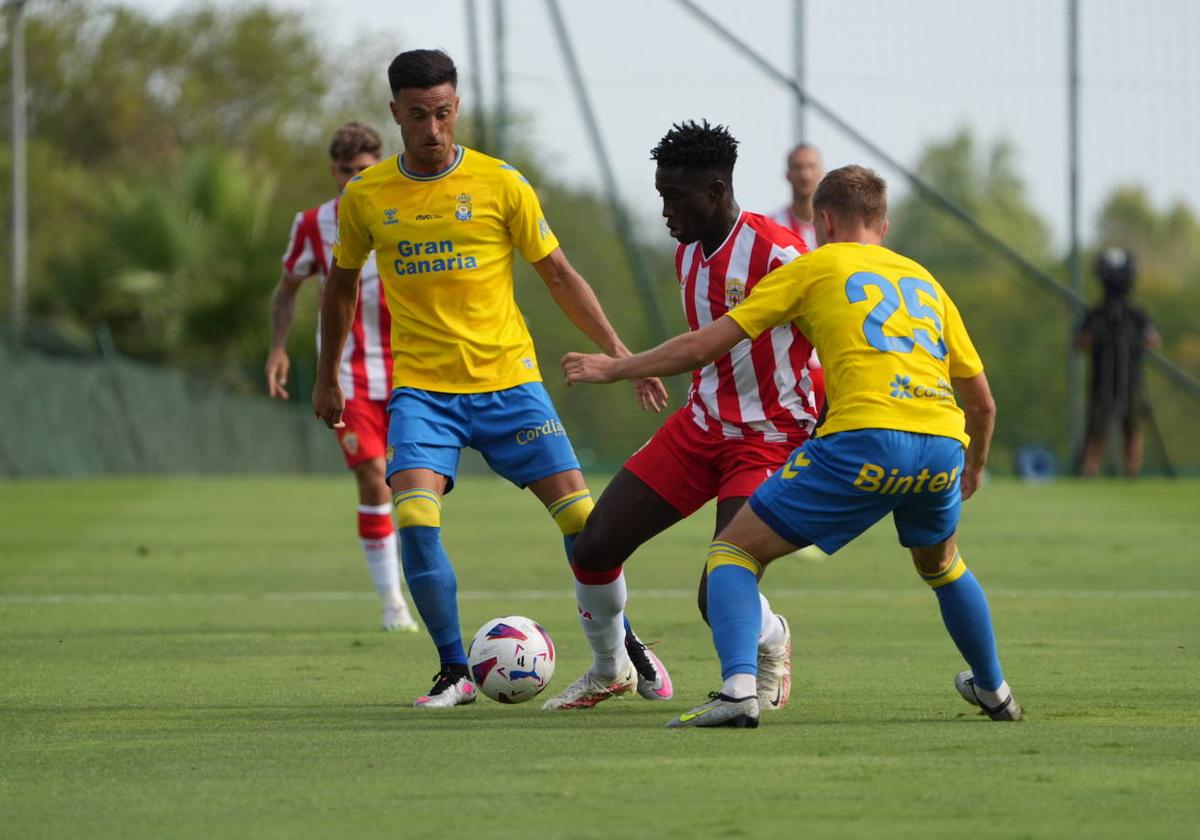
<box><xmin>265</xmin><ymin>273</ymin><xmax>305</xmax><ymax>399</ymax></box>
<box><xmin>534</xmin><ymin>248</ymin><xmax>668</xmax><ymax>411</ymax></box>
<box><xmin>952</xmin><ymin>372</ymin><xmax>996</xmax><ymax>501</ymax></box>
<box><xmin>312</xmin><ymin>260</ymin><xmax>360</xmax><ymax>429</ymax></box>
<box><xmin>563</xmin><ymin>316</ymin><xmax>746</xmax><ymax>385</ymax></box>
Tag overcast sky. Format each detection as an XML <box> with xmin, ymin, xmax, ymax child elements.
<box><xmin>122</xmin><ymin>0</ymin><xmax>1200</xmax><ymax>254</ymax></box>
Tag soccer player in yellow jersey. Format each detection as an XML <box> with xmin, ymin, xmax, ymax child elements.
<box><xmin>312</xmin><ymin>49</ymin><xmax>668</xmax><ymax>708</ymax></box>
<box><xmin>563</xmin><ymin>165</ymin><xmax>1021</xmax><ymax>728</ymax></box>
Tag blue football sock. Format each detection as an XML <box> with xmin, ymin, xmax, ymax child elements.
<box><xmin>706</xmin><ymin>544</ymin><xmax>762</xmax><ymax>682</ymax></box>
<box><xmin>925</xmin><ymin>559</ymin><xmax>1004</xmax><ymax>692</ymax></box>
<box><xmin>399</xmin><ymin>526</ymin><xmax>466</xmax><ymax>667</ymax></box>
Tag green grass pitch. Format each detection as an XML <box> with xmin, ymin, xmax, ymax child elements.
<box><xmin>1</xmin><ymin>476</ymin><xmax>1197</xmax><ymax>838</ymax></box>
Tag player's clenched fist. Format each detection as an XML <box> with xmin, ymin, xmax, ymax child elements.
<box><xmin>562</xmin><ymin>352</ymin><xmax>618</xmax><ymax>385</ymax></box>
<box><xmin>311</xmin><ymin>378</ymin><xmax>347</xmax><ymax>429</ymax></box>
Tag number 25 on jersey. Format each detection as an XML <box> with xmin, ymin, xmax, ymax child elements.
<box><xmin>846</xmin><ymin>272</ymin><xmax>948</xmax><ymax>359</ymax></box>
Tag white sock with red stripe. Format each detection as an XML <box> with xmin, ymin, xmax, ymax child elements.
<box><xmin>358</xmin><ymin>503</ymin><xmax>402</xmax><ymax>605</ymax></box>
<box><xmin>571</xmin><ymin>564</ymin><xmax>631</xmax><ymax>679</ymax></box>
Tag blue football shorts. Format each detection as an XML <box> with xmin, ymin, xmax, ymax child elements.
<box><xmin>748</xmin><ymin>428</ymin><xmax>965</xmax><ymax>554</ymax></box>
<box><xmin>384</xmin><ymin>382</ymin><xmax>581</xmax><ymax>493</ymax></box>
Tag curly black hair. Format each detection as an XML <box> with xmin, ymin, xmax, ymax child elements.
<box><xmin>650</xmin><ymin>120</ymin><xmax>738</xmax><ymax>176</ymax></box>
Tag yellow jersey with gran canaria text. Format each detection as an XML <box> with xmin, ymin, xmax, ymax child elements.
<box><xmin>333</xmin><ymin>145</ymin><xmax>560</xmax><ymax>393</ymax></box>
<box><xmin>725</xmin><ymin>242</ymin><xmax>983</xmax><ymax>445</ymax></box>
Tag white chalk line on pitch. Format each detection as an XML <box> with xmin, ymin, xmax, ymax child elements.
<box><xmin>0</xmin><ymin>588</ymin><xmax>1195</xmax><ymax>606</ymax></box>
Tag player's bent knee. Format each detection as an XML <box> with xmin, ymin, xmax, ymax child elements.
<box><xmin>548</xmin><ymin>489</ymin><xmax>594</xmax><ymax>536</ymax></box>
<box><xmin>570</xmin><ymin>525</ymin><xmax>623</xmax><ymax>573</ymax></box>
<box><xmin>913</xmin><ymin>546</ymin><xmax>967</xmax><ymax>588</ymax></box>
<box><xmin>706</xmin><ymin>541</ymin><xmax>762</xmax><ymax>576</ymax></box>
<box><xmin>393</xmin><ymin>488</ymin><xmax>442</xmax><ymax>529</ymax></box>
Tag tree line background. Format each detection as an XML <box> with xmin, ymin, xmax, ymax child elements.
<box><xmin>2</xmin><ymin>2</ymin><xmax>1197</xmax><ymax>471</ymax></box>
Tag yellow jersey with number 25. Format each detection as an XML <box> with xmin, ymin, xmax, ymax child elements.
<box><xmin>725</xmin><ymin>242</ymin><xmax>983</xmax><ymax>446</ymax></box>
<box><xmin>333</xmin><ymin>145</ymin><xmax>560</xmax><ymax>394</ymax></box>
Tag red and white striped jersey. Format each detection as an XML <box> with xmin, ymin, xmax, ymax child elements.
<box><xmin>676</xmin><ymin>211</ymin><xmax>819</xmax><ymax>443</ymax></box>
<box><xmin>769</xmin><ymin>206</ymin><xmax>818</xmax><ymax>252</ymax></box>
<box><xmin>282</xmin><ymin>197</ymin><xmax>392</xmax><ymax>401</ymax></box>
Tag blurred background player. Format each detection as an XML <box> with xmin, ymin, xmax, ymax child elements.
<box><xmin>543</xmin><ymin>120</ymin><xmax>821</xmax><ymax>713</ymax></box>
<box><xmin>563</xmin><ymin>165</ymin><xmax>1019</xmax><ymax>729</ymax></box>
<box><xmin>770</xmin><ymin>143</ymin><xmax>824</xmax><ymax>251</ymax></box>
<box><xmin>265</xmin><ymin>122</ymin><xmax>417</xmax><ymax>632</ymax></box>
<box><xmin>312</xmin><ymin>49</ymin><xmax>668</xmax><ymax>708</ymax></box>
<box><xmin>770</xmin><ymin>143</ymin><xmax>827</xmax><ymax>426</ymax></box>
<box><xmin>1074</xmin><ymin>248</ymin><xmax>1161</xmax><ymax>477</ymax></box>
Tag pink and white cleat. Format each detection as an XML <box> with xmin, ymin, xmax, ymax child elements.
<box><xmin>626</xmin><ymin>635</ymin><xmax>673</xmax><ymax>701</ymax></box>
<box><xmin>413</xmin><ymin>669</ymin><xmax>477</xmax><ymax>708</ymax></box>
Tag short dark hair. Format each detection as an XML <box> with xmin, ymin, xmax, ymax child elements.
<box><xmin>813</xmin><ymin>165</ymin><xmax>887</xmax><ymax>230</ymax></box>
<box><xmin>328</xmin><ymin>122</ymin><xmax>382</xmax><ymax>162</ymax></box>
<box><xmin>787</xmin><ymin>143</ymin><xmax>821</xmax><ymax>163</ymax></box>
<box><xmin>388</xmin><ymin>49</ymin><xmax>458</xmax><ymax>94</ymax></box>
<box><xmin>650</xmin><ymin>120</ymin><xmax>738</xmax><ymax>177</ymax></box>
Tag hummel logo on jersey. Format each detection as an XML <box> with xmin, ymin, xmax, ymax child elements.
<box><xmin>383</xmin><ymin>208</ymin><xmax>398</xmax><ymax>225</ymax></box>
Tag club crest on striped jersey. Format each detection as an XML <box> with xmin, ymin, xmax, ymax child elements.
<box><xmin>725</xmin><ymin>277</ymin><xmax>746</xmax><ymax>308</ymax></box>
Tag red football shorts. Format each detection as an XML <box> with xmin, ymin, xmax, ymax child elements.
<box><xmin>335</xmin><ymin>396</ymin><xmax>389</xmax><ymax>469</ymax></box>
<box><xmin>624</xmin><ymin>408</ymin><xmax>806</xmax><ymax>517</ymax></box>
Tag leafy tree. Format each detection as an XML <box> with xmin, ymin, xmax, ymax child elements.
<box><xmin>0</xmin><ymin>0</ymin><xmax>387</xmax><ymax>320</ymax></box>
<box><xmin>889</xmin><ymin>129</ymin><xmax>1199</xmax><ymax>472</ymax></box>
<box><xmin>44</xmin><ymin>148</ymin><xmax>280</xmax><ymax>377</ymax></box>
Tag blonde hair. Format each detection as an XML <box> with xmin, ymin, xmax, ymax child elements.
<box><xmin>812</xmin><ymin>165</ymin><xmax>887</xmax><ymax>231</ymax></box>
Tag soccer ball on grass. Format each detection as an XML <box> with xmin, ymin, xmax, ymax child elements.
<box><xmin>467</xmin><ymin>615</ymin><xmax>556</xmax><ymax>704</ymax></box>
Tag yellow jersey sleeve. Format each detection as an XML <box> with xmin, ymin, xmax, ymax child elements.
<box><xmin>724</xmin><ymin>257</ymin><xmax>812</xmax><ymax>339</ymax></box>
<box><xmin>943</xmin><ymin>294</ymin><xmax>984</xmax><ymax>378</ymax></box>
<box><xmin>501</xmin><ymin>168</ymin><xmax>559</xmax><ymax>265</ymax></box>
<box><xmin>332</xmin><ymin>181</ymin><xmax>372</xmax><ymax>270</ymax></box>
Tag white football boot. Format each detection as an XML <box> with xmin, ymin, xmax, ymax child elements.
<box><xmin>541</xmin><ymin>662</ymin><xmax>637</xmax><ymax>710</ymax></box>
<box><xmin>757</xmin><ymin>615</ymin><xmax>792</xmax><ymax>711</ymax></box>
<box><xmin>955</xmin><ymin>671</ymin><xmax>1022</xmax><ymax>721</ymax></box>
<box><xmin>667</xmin><ymin>692</ymin><xmax>760</xmax><ymax>729</ymax></box>
<box><xmin>382</xmin><ymin>596</ymin><xmax>419</xmax><ymax>632</ymax></box>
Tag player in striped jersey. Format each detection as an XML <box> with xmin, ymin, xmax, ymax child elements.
<box><xmin>543</xmin><ymin>121</ymin><xmax>823</xmax><ymax>712</ymax></box>
<box><xmin>564</xmin><ymin>165</ymin><xmax>1019</xmax><ymax>728</ymax></box>
<box><xmin>266</xmin><ymin>122</ymin><xmax>417</xmax><ymax>632</ymax></box>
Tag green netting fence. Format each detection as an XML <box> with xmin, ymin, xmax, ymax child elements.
<box><xmin>4</xmin><ymin>338</ymin><xmax>343</xmax><ymax>476</ymax></box>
